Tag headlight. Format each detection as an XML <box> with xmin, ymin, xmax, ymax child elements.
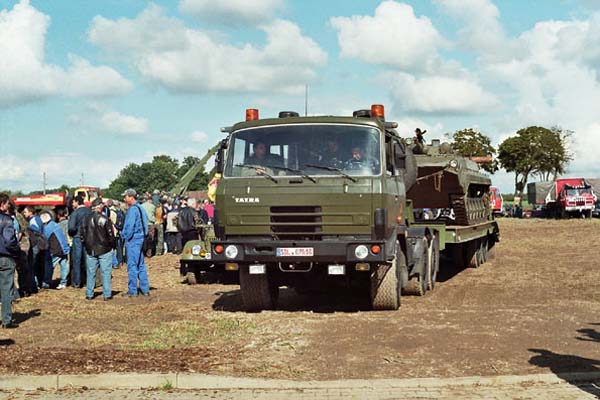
<box><xmin>225</xmin><ymin>245</ymin><xmax>239</xmax><ymax>259</ymax></box>
<box><xmin>355</xmin><ymin>245</ymin><xmax>369</xmax><ymax>259</ymax></box>
<box><xmin>191</xmin><ymin>245</ymin><xmax>202</xmax><ymax>256</ymax></box>
<box><xmin>449</xmin><ymin>159</ymin><xmax>459</xmax><ymax>168</ymax></box>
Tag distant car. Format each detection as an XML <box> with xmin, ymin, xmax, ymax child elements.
<box><xmin>593</xmin><ymin>201</ymin><xmax>600</xmax><ymax>218</ymax></box>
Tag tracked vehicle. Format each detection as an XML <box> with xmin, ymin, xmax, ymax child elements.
<box><xmin>210</xmin><ymin>106</ymin><xmax>499</xmax><ymax>311</ymax></box>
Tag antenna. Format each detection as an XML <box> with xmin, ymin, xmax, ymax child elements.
<box><xmin>43</xmin><ymin>172</ymin><xmax>47</xmax><ymax>195</ymax></box>
<box><xmin>304</xmin><ymin>84</ymin><xmax>308</xmax><ymax>116</ymax></box>
<box><xmin>80</xmin><ymin>173</ymin><xmax>84</xmax><ymax>186</ymax></box>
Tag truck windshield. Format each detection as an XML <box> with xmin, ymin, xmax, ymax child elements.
<box><xmin>225</xmin><ymin>124</ymin><xmax>381</xmax><ymax>178</ymax></box>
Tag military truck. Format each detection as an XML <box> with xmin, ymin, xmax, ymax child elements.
<box><xmin>210</xmin><ymin>105</ymin><xmax>499</xmax><ymax>311</ymax></box>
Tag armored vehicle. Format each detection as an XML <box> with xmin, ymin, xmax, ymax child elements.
<box><xmin>210</xmin><ymin>105</ymin><xmax>499</xmax><ymax>311</ymax></box>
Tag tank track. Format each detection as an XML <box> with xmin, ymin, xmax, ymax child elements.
<box><xmin>450</xmin><ymin>194</ymin><xmax>489</xmax><ymax>225</ymax></box>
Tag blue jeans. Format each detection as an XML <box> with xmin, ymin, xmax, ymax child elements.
<box><xmin>85</xmin><ymin>252</ymin><xmax>112</xmax><ymax>299</ymax></box>
<box><xmin>71</xmin><ymin>237</ymin><xmax>85</xmax><ymax>287</ymax></box>
<box><xmin>126</xmin><ymin>239</ymin><xmax>149</xmax><ymax>295</ymax></box>
<box><xmin>0</xmin><ymin>257</ymin><xmax>16</xmax><ymax>326</ymax></box>
<box><xmin>45</xmin><ymin>255</ymin><xmax>69</xmax><ymax>286</ymax></box>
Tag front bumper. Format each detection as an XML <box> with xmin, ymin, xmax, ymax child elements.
<box><xmin>564</xmin><ymin>206</ymin><xmax>594</xmax><ymax>212</ymax></box>
<box><xmin>211</xmin><ymin>240</ymin><xmax>386</xmax><ymax>264</ymax></box>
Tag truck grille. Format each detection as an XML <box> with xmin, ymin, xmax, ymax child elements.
<box><xmin>270</xmin><ymin>206</ymin><xmax>322</xmax><ymax>239</ymax></box>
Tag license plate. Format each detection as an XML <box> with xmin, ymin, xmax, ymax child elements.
<box><xmin>276</xmin><ymin>247</ymin><xmax>314</xmax><ymax>257</ymax></box>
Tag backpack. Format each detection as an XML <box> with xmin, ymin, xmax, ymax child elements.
<box><xmin>114</xmin><ymin>209</ymin><xmax>125</xmax><ymax>231</ymax></box>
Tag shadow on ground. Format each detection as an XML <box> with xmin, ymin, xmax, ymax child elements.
<box><xmin>12</xmin><ymin>308</ymin><xmax>41</xmax><ymax>324</ymax></box>
<box><xmin>212</xmin><ymin>287</ymin><xmax>371</xmax><ymax>313</ymax></box>
<box><xmin>529</xmin><ymin>324</ymin><xmax>600</xmax><ymax>399</ymax></box>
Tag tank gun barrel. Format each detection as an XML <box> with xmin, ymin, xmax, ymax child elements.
<box><xmin>170</xmin><ymin>142</ymin><xmax>220</xmax><ymax>195</ymax></box>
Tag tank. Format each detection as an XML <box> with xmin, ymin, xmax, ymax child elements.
<box><xmin>406</xmin><ymin>134</ymin><xmax>492</xmax><ymax>225</ymax></box>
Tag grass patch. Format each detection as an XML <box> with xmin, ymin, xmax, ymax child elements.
<box><xmin>137</xmin><ymin>318</ymin><xmax>254</xmax><ymax>350</ymax></box>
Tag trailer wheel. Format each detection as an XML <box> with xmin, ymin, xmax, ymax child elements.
<box><xmin>371</xmin><ymin>242</ymin><xmax>401</xmax><ymax>310</ymax></box>
<box><xmin>487</xmin><ymin>236</ymin><xmax>496</xmax><ymax>260</ymax></box>
<box><xmin>239</xmin><ymin>265</ymin><xmax>276</xmax><ymax>312</ymax></box>
<box><xmin>428</xmin><ymin>236</ymin><xmax>440</xmax><ymax>291</ymax></box>
<box><xmin>451</xmin><ymin>244</ymin><xmax>466</xmax><ymax>269</ymax></box>
<box><xmin>466</xmin><ymin>240</ymin><xmax>480</xmax><ymax>268</ymax></box>
<box><xmin>405</xmin><ymin>238</ymin><xmax>429</xmax><ymax>296</ymax></box>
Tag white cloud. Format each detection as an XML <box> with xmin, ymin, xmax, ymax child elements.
<box><xmin>433</xmin><ymin>0</ymin><xmax>513</xmax><ymax>59</ymax></box>
<box><xmin>190</xmin><ymin>131</ymin><xmax>208</xmax><ymax>143</ymax></box>
<box><xmin>330</xmin><ymin>1</ymin><xmax>445</xmax><ymax>71</ymax></box>
<box><xmin>393</xmin><ymin>118</ymin><xmax>445</xmax><ymax>141</ymax></box>
<box><xmin>385</xmin><ymin>72</ymin><xmax>497</xmax><ymax>114</ymax></box>
<box><xmin>179</xmin><ymin>0</ymin><xmax>284</xmax><ymax>25</ymax></box>
<box><xmin>89</xmin><ymin>5</ymin><xmax>326</xmax><ymax>94</ymax></box>
<box><xmin>100</xmin><ymin>111</ymin><xmax>148</xmax><ymax>134</ymax></box>
<box><xmin>0</xmin><ymin>0</ymin><xmax>131</xmax><ymax>108</ymax></box>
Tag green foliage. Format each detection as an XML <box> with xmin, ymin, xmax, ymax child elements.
<box><xmin>104</xmin><ymin>155</ymin><xmax>210</xmax><ymax>199</ymax></box>
<box><xmin>498</xmin><ymin>126</ymin><xmax>573</xmax><ymax>200</ymax></box>
<box><xmin>448</xmin><ymin>128</ymin><xmax>498</xmax><ymax>173</ymax></box>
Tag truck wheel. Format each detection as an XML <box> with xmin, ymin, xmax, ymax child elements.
<box><xmin>239</xmin><ymin>265</ymin><xmax>276</xmax><ymax>312</ymax></box>
<box><xmin>187</xmin><ymin>270</ymin><xmax>198</xmax><ymax>285</ymax></box>
<box><xmin>428</xmin><ymin>236</ymin><xmax>440</xmax><ymax>291</ymax></box>
<box><xmin>404</xmin><ymin>238</ymin><xmax>429</xmax><ymax>296</ymax></box>
<box><xmin>371</xmin><ymin>243</ymin><xmax>400</xmax><ymax>310</ymax></box>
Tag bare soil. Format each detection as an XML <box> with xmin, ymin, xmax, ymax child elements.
<box><xmin>1</xmin><ymin>219</ymin><xmax>600</xmax><ymax>380</ymax></box>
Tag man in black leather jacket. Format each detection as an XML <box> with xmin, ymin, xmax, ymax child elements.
<box><xmin>80</xmin><ymin>198</ymin><xmax>115</xmax><ymax>301</ymax></box>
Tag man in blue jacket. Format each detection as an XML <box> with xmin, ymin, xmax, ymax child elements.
<box><xmin>121</xmin><ymin>189</ymin><xmax>150</xmax><ymax>296</ymax></box>
<box><xmin>40</xmin><ymin>211</ymin><xmax>70</xmax><ymax>290</ymax></box>
<box><xmin>0</xmin><ymin>194</ymin><xmax>19</xmax><ymax>328</ymax></box>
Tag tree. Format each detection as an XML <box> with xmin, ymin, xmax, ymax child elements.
<box><xmin>498</xmin><ymin>126</ymin><xmax>573</xmax><ymax>201</ymax></box>
<box><xmin>448</xmin><ymin>128</ymin><xmax>498</xmax><ymax>173</ymax></box>
<box><xmin>104</xmin><ymin>155</ymin><xmax>210</xmax><ymax>199</ymax></box>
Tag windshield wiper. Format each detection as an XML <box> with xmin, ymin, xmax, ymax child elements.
<box><xmin>304</xmin><ymin>164</ymin><xmax>357</xmax><ymax>183</ymax></box>
<box><xmin>264</xmin><ymin>165</ymin><xmax>317</xmax><ymax>183</ymax></box>
<box><xmin>235</xmin><ymin>164</ymin><xmax>278</xmax><ymax>184</ymax></box>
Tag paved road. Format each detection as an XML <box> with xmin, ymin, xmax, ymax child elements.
<box><xmin>2</xmin><ymin>380</ymin><xmax>599</xmax><ymax>399</ymax></box>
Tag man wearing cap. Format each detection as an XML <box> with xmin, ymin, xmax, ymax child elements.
<box><xmin>80</xmin><ymin>199</ymin><xmax>115</xmax><ymax>300</ymax></box>
<box><xmin>121</xmin><ymin>189</ymin><xmax>150</xmax><ymax>296</ymax></box>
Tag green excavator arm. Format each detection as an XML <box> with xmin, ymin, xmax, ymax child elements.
<box><xmin>170</xmin><ymin>142</ymin><xmax>220</xmax><ymax>196</ymax></box>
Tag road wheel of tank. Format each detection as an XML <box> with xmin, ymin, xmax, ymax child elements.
<box><xmin>428</xmin><ymin>236</ymin><xmax>440</xmax><ymax>291</ymax></box>
<box><xmin>404</xmin><ymin>238</ymin><xmax>429</xmax><ymax>296</ymax></box>
<box><xmin>371</xmin><ymin>242</ymin><xmax>400</xmax><ymax>310</ymax></box>
<box><xmin>239</xmin><ymin>264</ymin><xmax>275</xmax><ymax>312</ymax></box>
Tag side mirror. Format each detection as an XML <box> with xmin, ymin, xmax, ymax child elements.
<box><xmin>215</xmin><ymin>139</ymin><xmax>228</xmax><ymax>173</ymax></box>
<box><xmin>393</xmin><ymin>142</ymin><xmax>406</xmax><ymax>170</ymax></box>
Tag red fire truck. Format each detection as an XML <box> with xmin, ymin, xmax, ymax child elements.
<box><xmin>528</xmin><ymin>178</ymin><xmax>596</xmax><ymax>218</ymax></box>
<box><xmin>489</xmin><ymin>187</ymin><xmax>503</xmax><ymax>216</ymax></box>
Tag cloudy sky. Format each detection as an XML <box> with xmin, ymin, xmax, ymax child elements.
<box><xmin>1</xmin><ymin>0</ymin><xmax>599</xmax><ymax>193</ymax></box>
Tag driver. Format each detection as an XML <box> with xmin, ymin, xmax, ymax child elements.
<box><xmin>245</xmin><ymin>141</ymin><xmax>283</xmax><ymax>167</ymax></box>
<box><xmin>319</xmin><ymin>136</ymin><xmax>343</xmax><ymax>168</ymax></box>
<box><xmin>344</xmin><ymin>146</ymin><xmax>378</xmax><ymax>173</ymax></box>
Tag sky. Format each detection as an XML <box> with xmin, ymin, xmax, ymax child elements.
<box><xmin>1</xmin><ymin>0</ymin><xmax>599</xmax><ymax>193</ymax></box>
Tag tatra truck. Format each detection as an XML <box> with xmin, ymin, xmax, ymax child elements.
<box><xmin>209</xmin><ymin>105</ymin><xmax>499</xmax><ymax>311</ymax></box>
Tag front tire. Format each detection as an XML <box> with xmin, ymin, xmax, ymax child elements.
<box><xmin>239</xmin><ymin>265</ymin><xmax>276</xmax><ymax>312</ymax></box>
<box><xmin>371</xmin><ymin>242</ymin><xmax>401</xmax><ymax>310</ymax></box>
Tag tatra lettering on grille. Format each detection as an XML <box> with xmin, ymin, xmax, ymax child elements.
<box><xmin>235</xmin><ymin>197</ymin><xmax>260</xmax><ymax>203</ymax></box>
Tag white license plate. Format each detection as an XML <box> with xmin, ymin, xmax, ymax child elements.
<box><xmin>276</xmin><ymin>247</ymin><xmax>314</xmax><ymax>257</ymax></box>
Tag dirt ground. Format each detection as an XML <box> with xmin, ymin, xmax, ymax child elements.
<box><xmin>1</xmin><ymin>218</ymin><xmax>600</xmax><ymax>380</ymax></box>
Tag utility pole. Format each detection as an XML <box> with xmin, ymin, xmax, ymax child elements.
<box><xmin>43</xmin><ymin>172</ymin><xmax>47</xmax><ymax>195</ymax></box>
<box><xmin>80</xmin><ymin>173</ymin><xmax>84</xmax><ymax>186</ymax></box>
<box><xmin>304</xmin><ymin>84</ymin><xmax>308</xmax><ymax>116</ymax></box>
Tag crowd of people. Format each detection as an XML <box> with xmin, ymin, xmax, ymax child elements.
<box><xmin>0</xmin><ymin>189</ymin><xmax>214</xmax><ymax>329</ymax></box>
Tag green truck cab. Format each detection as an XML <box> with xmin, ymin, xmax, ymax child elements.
<box><xmin>210</xmin><ymin>106</ymin><xmax>499</xmax><ymax>311</ymax></box>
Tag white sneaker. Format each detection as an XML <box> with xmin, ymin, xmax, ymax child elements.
<box><xmin>56</xmin><ymin>284</ymin><xmax>66</xmax><ymax>290</ymax></box>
